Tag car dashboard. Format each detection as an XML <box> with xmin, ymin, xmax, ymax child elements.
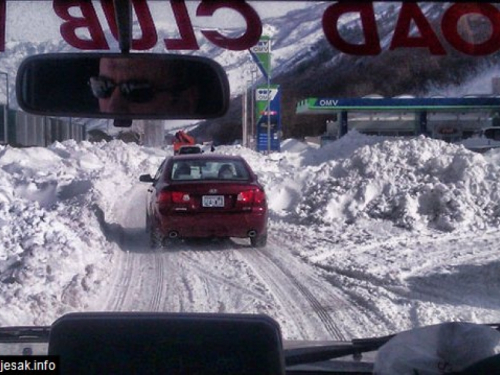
<box><xmin>0</xmin><ymin>312</ymin><xmax>376</xmax><ymax>375</ymax></box>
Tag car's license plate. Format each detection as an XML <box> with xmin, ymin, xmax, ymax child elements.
<box><xmin>202</xmin><ymin>195</ymin><xmax>224</xmax><ymax>207</ymax></box>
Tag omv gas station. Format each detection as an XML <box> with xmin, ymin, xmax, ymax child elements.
<box><xmin>248</xmin><ymin>37</ymin><xmax>500</xmax><ymax>151</ymax></box>
<box><xmin>295</xmin><ymin>96</ymin><xmax>500</xmax><ymax>144</ymax></box>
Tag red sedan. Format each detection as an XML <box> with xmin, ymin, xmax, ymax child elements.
<box><xmin>139</xmin><ymin>154</ymin><xmax>268</xmax><ymax>248</ymax></box>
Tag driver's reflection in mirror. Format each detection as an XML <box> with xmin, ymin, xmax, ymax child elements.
<box><xmin>89</xmin><ymin>58</ymin><xmax>199</xmax><ymax>114</ymax></box>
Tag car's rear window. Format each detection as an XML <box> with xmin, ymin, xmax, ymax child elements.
<box><xmin>170</xmin><ymin>159</ymin><xmax>251</xmax><ymax>181</ymax></box>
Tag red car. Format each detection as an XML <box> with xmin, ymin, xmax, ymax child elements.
<box><xmin>139</xmin><ymin>154</ymin><xmax>268</xmax><ymax>248</ymax></box>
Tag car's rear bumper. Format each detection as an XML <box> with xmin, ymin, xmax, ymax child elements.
<box><xmin>157</xmin><ymin>211</ymin><xmax>267</xmax><ymax>238</ymax></box>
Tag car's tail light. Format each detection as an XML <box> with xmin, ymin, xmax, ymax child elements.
<box><xmin>236</xmin><ymin>189</ymin><xmax>266</xmax><ymax>211</ymax></box>
<box><xmin>171</xmin><ymin>191</ymin><xmax>191</xmax><ymax>203</ymax></box>
<box><xmin>158</xmin><ymin>191</ymin><xmax>172</xmax><ymax>204</ymax></box>
<box><xmin>158</xmin><ymin>191</ymin><xmax>192</xmax><ymax>214</ymax></box>
<box><xmin>237</xmin><ymin>190</ymin><xmax>254</xmax><ymax>204</ymax></box>
<box><xmin>253</xmin><ymin>189</ymin><xmax>266</xmax><ymax>207</ymax></box>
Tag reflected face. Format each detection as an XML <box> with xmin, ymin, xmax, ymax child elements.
<box><xmin>95</xmin><ymin>58</ymin><xmax>199</xmax><ymax>115</ymax></box>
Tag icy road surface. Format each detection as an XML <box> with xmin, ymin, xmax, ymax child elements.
<box><xmin>1</xmin><ymin>132</ymin><xmax>500</xmax><ymax>340</ymax></box>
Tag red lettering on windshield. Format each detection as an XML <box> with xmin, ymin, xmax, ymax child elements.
<box><xmin>322</xmin><ymin>2</ymin><xmax>500</xmax><ymax>56</ymax></box>
<box><xmin>442</xmin><ymin>3</ymin><xmax>500</xmax><ymax>55</ymax></box>
<box><xmin>322</xmin><ymin>3</ymin><xmax>381</xmax><ymax>55</ymax></box>
<box><xmin>101</xmin><ymin>0</ymin><xmax>157</xmax><ymax>50</ymax></box>
<box><xmin>54</xmin><ymin>0</ymin><xmax>108</xmax><ymax>50</ymax></box>
<box><xmin>0</xmin><ymin>0</ymin><xmax>5</xmax><ymax>52</ymax></box>
<box><xmin>197</xmin><ymin>1</ymin><xmax>262</xmax><ymax>51</ymax></box>
<box><xmin>165</xmin><ymin>0</ymin><xmax>199</xmax><ymax>50</ymax></box>
<box><xmin>42</xmin><ymin>1</ymin><xmax>500</xmax><ymax>56</ymax></box>
<box><xmin>390</xmin><ymin>3</ymin><xmax>446</xmax><ymax>54</ymax></box>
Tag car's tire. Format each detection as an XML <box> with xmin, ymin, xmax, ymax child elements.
<box><xmin>250</xmin><ymin>233</ymin><xmax>267</xmax><ymax>248</ymax></box>
<box><xmin>162</xmin><ymin>237</ymin><xmax>178</xmax><ymax>249</ymax></box>
<box><xmin>149</xmin><ymin>224</ymin><xmax>164</xmax><ymax>249</ymax></box>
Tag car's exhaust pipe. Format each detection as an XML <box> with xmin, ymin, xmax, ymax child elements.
<box><xmin>248</xmin><ymin>230</ymin><xmax>257</xmax><ymax>238</ymax></box>
<box><xmin>168</xmin><ymin>231</ymin><xmax>179</xmax><ymax>238</ymax></box>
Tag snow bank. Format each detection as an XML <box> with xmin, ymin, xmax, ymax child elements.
<box><xmin>294</xmin><ymin>135</ymin><xmax>500</xmax><ymax>231</ymax></box>
<box><xmin>0</xmin><ymin>141</ymin><xmax>166</xmax><ymax>325</ymax></box>
<box><xmin>201</xmin><ymin>134</ymin><xmax>500</xmax><ymax>232</ymax></box>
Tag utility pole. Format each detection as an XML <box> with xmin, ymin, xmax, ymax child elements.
<box><xmin>266</xmin><ymin>40</ymin><xmax>272</xmax><ymax>153</ymax></box>
<box><xmin>0</xmin><ymin>71</ymin><xmax>9</xmax><ymax>144</ymax></box>
<box><xmin>242</xmin><ymin>86</ymin><xmax>248</xmax><ymax>147</ymax></box>
<box><xmin>250</xmin><ymin>67</ymin><xmax>256</xmax><ymax>149</ymax></box>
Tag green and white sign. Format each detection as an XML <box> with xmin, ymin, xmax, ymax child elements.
<box><xmin>250</xmin><ymin>36</ymin><xmax>272</xmax><ymax>80</ymax></box>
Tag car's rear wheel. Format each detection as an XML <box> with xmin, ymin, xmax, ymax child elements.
<box><xmin>250</xmin><ymin>233</ymin><xmax>267</xmax><ymax>248</ymax></box>
<box><xmin>149</xmin><ymin>223</ymin><xmax>164</xmax><ymax>249</ymax></box>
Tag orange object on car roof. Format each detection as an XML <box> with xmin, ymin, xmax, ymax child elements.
<box><xmin>173</xmin><ymin>131</ymin><xmax>196</xmax><ymax>153</ymax></box>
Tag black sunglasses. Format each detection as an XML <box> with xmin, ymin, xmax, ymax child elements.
<box><xmin>89</xmin><ymin>76</ymin><xmax>182</xmax><ymax>103</ymax></box>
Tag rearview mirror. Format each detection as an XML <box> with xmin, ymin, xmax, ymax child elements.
<box><xmin>16</xmin><ymin>53</ymin><xmax>230</xmax><ymax>120</ymax></box>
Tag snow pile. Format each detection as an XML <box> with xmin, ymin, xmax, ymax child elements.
<box><xmin>294</xmin><ymin>135</ymin><xmax>500</xmax><ymax>232</ymax></box>
<box><xmin>198</xmin><ymin>133</ymin><xmax>500</xmax><ymax>232</ymax></box>
<box><xmin>0</xmin><ymin>141</ymin><xmax>165</xmax><ymax>325</ymax></box>
<box><xmin>300</xmin><ymin>131</ymin><xmax>395</xmax><ymax>166</ymax></box>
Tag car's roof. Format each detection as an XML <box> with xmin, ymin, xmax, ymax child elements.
<box><xmin>170</xmin><ymin>154</ymin><xmax>246</xmax><ymax>162</ymax></box>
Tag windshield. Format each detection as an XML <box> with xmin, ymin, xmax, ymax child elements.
<box><xmin>1</xmin><ymin>0</ymin><xmax>500</xmax><ymax>357</ymax></box>
<box><xmin>170</xmin><ymin>159</ymin><xmax>250</xmax><ymax>181</ymax></box>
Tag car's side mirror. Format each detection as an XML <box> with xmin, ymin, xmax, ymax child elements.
<box><xmin>139</xmin><ymin>174</ymin><xmax>154</xmax><ymax>183</ymax></box>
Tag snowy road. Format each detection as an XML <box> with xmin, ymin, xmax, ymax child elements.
<box><xmin>98</xmin><ymin>183</ymin><xmax>500</xmax><ymax>342</ymax></box>
<box><xmin>102</xmin><ymin>185</ymin><xmax>356</xmax><ymax>341</ymax></box>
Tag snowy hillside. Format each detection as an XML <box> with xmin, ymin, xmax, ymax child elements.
<box><xmin>1</xmin><ymin>133</ymin><xmax>500</xmax><ymax>340</ymax></box>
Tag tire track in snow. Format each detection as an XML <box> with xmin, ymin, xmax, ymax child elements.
<box><xmin>274</xmin><ymin>223</ymin><xmax>500</xmax><ymax>336</ymax></box>
<box><xmin>105</xmin><ymin>247</ymin><xmax>179</xmax><ymax>313</ymax></box>
<box><xmin>106</xmin><ymin>250</ymin><xmax>134</xmax><ymax>311</ymax></box>
<box><xmin>174</xmin><ymin>244</ymin><xmax>279</xmax><ymax>316</ymax></box>
<box><xmin>148</xmin><ymin>249</ymin><xmax>165</xmax><ymax>311</ymax></box>
<box><xmin>272</xmin><ymin>224</ymin><xmax>407</xmax><ymax>336</ymax></box>
<box><xmin>176</xmin><ymin>248</ymin><xmax>276</xmax><ymax>306</ymax></box>
<box><xmin>106</xmin><ymin>235</ymin><xmax>348</xmax><ymax>340</ymax></box>
<box><xmin>234</xmin><ymin>249</ymin><xmax>312</xmax><ymax>339</ymax></box>
<box><xmin>234</xmin><ymin>240</ymin><xmax>347</xmax><ymax>341</ymax></box>
<box><xmin>103</xmin><ymin>184</ymin><xmax>171</xmax><ymax>312</ymax></box>
<box><xmin>164</xmin><ymin>242</ymin><xmax>321</xmax><ymax>339</ymax></box>
<box><xmin>257</xmin><ymin>248</ymin><xmax>346</xmax><ymax>340</ymax></box>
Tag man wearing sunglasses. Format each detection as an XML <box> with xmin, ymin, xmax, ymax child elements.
<box><xmin>89</xmin><ymin>57</ymin><xmax>200</xmax><ymax>115</ymax></box>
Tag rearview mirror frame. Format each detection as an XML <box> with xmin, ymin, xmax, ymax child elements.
<box><xmin>16</xmin><ymin>53</ymin><xmax>230</xmax><ymax>121</ymax></box>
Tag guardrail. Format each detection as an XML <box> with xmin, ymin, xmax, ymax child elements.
<box><xmin>0</xmin><ymin>108</ymin><xmax>85</xmax><ymax>146</ymax></box>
